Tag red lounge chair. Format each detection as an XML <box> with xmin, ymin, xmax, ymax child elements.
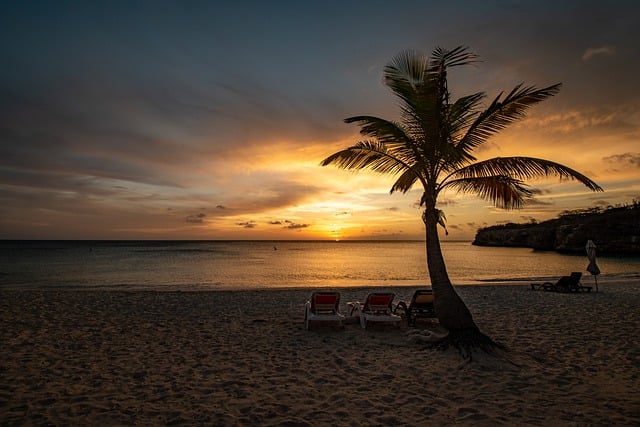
<box><xmin>348</xmin><ymin>292</ymin><xmax>402</xmax><ymax>329</ymax></box>
<box><xmin>304</xmin><ymin>291</ymin><xmax>345</xmax><ymax>330</ymax></box>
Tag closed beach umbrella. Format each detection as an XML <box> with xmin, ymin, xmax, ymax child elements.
<box><xmin>586</xmin><ymin>240</ymin><xmax>600</xmax><ymax>292</ymax></box>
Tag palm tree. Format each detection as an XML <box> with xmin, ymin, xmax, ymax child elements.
<box><xmin>322</xmin><ymin>46</ymin><xmax>602</xmax><ymax>343</ymax></box>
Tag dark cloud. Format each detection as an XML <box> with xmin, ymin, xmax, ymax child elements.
<box><xmin>0</xmin><ymin>101</ymin><xmax>191</xmax><ymax>191</ymax></box>
<box><xmin>284</xmin><ymin>220</ymin><xmax>310</xmax><ymax>230</ymax></box>
<box><xmin>603</xmin><ymin>152</ymin><xmax>640</xmax><ymax>169</ymax></box>
<box><xmin>268</xmin><ymin>220</ymin><xmax>283</xmax><ymax>225</ymax></box>
<box><xmin>530</xmin><ymin>188</ymin><xmax>552</xmax><ymax>195</ymax></box>
<box><xmin>237</xmin><ymin>221</ymin><xmax>256</xmax><ymax>229</ymax></box>
<box><xmin>186</xmin><ymin>213</ymin><xmax>206</xmax><ymax>223</ymax></box>
<box><xmin>526</xmin><ymin>197</ymin><xmax>555</xmax><ymax>206</ymax></box>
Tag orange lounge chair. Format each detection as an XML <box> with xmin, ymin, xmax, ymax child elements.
<box><xmin>393</xmin><ymin>289</ymin><xmax>436</xmax><ymax>326</ymax></box>
<box><xmin>304</xmin><ymin>291</ymin><xmax>345</xmax><ymax>330</ymax></box>
<box><xmin>348</xmin><ymin>292</ymin><xmax>402</xmax><ymax>329</ymax></box>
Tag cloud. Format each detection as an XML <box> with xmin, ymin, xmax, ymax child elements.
<box><xmin>267</xmin><ymin>219</ymin><xmax>310</xmax><ymax>229</ymax></box>
<box><xmin>526</xmin><ymin>197</ymin><xmax>555</xmax><ymax>206</ymax></box>
<box><xmin>525</xmin><ymin>107</ymin><xmax>633</xmax><ymax>135</ymax></box>
<box><xmin>530</xmin><ymin>188</ymin><xmax>552</xmax><ymax>195</ymax></box>
<box><xmin>582</xmin><ymin>46</ymin><xmax>615</xmax><ymax>61</ymax></box>
<box><xmin>284</xmin><ymin>220</ymin><xmax>310</xmax><ymax>230</ymax></box>
<box><xmin>438</xmin><ymin>199</ymin><xmax>457</xmax><ymax>206</ymax></box>
<box><xmin>216</xmin><ymin>205</ymin><xmax>226</xmax><ymax>210</ymax></box>
<box><xmin>186</xmin><ymin>213</ymin><xmax>206</xmax><ymax>223</ymax></box>
<box><xmin>603</xmin><ymin>152</ymin><xmax>640</xmax><ymax>168</ymax></box>
<box><xmin>237</xmin><ymin>221</ymin><xmax>256</xmax><ymax>229</ymax></box>
<box><xmin>220</xmin><ymin>173</ymin><xmax>325</xmax><ymax>212</ymax></box>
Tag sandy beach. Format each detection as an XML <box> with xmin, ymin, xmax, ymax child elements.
<box><xmin>1</xmin><ymin>283</ymin><xmax>639</xmax><ymax>426</ymax></box>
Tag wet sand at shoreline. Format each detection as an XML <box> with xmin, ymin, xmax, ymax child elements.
<box><xmin>1</xmin><ymin>283</ymin><xmax>639</xmax><ymax>425</ymax></box>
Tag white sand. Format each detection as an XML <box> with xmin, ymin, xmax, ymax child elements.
<box><xmin>1</xmin><ymin>283</ymin><xmax>639</xmax><ymax>425</ymax></box>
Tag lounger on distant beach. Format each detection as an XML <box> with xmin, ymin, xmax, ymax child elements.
<box><xmin>304</xmin><ymin>291</ymin><xmax>345</xmax><ymax>330</ymax></box>
<box><xmin>393</xmin><ymin>289</ymin><xmax>437</xmax><ymax>326</ymax></box>
<box><xmin>531</xmin><ymin>272</ymin><xmax>592</xmax><ymax>293</ymax></box>
<box><xmin>348</xmin><ymin>292</ymin><xmax>402</xmax><ymax>329</ymax></box>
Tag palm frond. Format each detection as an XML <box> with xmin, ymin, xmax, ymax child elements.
<box><xmin>343</xmin><ymin>116</ymin><xmax>410</xmax><ymax>145</ymax></box>
<box><xmin>383</xmin><ymin>50</ymin><xmax>429</xmax><ymax>106</ymax></box>
<box><xmin>458</xmin><ymin>83</ymin><xmax>562</xmax><ymax>153</ymax></box>
<box><xmin>320</xmin><ymin>140</ymin><xmax>411</xmax><ymax>176</ymax></box>
<box><xmin>323</xmin><ymin>47</ymin><xmax>603</xmax><ymax>222</ymax></box>
<box><xmin>344</xmin><ymin>115</ymin><xmax>429</xmax><ymax>170</ymax></box>
<box><xmin>390</xmin><ymin>164</ymin><xmax>423</xmax><ymax>194</ymax></box>
<box><xmin>384</xmin><ymin>49</ymin><xmax>428</xmax><ymax>87</ymax></box>
<box><xmin>444</xmin><ymin>176</ymin><xmax>534</xmax><ymax>210</ymax></box>
<box><xmin>448</xmin><ymin>92</ymin><xmax>484</xmax><ymax>139</ymax></box>
<box><xmin>382</xmin><ymin>48</ymin><xmax>475</xmax><ymax>155</ymax></box>
<box><xmin>441</xmin><ymin>92</ymin><xmax>485</xmax><ymax>167</ymax></box>
<box><xmin>429</xmin><ymin>46</ymin><xmax>478</xmax><ymax>71</ymax></box>
<box><xmin>452</xmin><ymin>157</ymin><xmax>603</xmax><ymax>192</ymax></box>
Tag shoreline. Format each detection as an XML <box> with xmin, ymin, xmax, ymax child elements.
<box><xmin>1</xmin><ymin>273</ymin><xmax>636</xmax><ymax>292</ymax></box>
<box><xmin>2</xmin><ymin>283</ymin><xmax>639</xmax><ymax>425</ymax></box>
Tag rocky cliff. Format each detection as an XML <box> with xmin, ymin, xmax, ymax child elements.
<box><xmin>472</xmin><ymin>205</ymin><xmax>640</xmax><ymax>255</ymax></box>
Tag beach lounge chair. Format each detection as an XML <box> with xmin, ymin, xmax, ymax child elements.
<box><xmin>348</xmin><ymin>292</ymin><xmax>402</xmax><ymax>329</ymax></box>
<box><xmin>304</xmin><ymin>291</ymin><xmax>345</xmax><ymax>330</ymax></box>
<box><xmin>393</xmin><ymin>289</ymin><xmax>437</xmax><ymax>326</ymax></box>
<box><xmin>531</xmin><ymin>272</ymin><xmax>592</xmax><ymax>293</ymax></box>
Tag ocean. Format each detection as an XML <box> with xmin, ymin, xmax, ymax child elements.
<box><xmin>0</xmin><ymin>240</ymin><xmax>638</xmax><ymax>290</ymax></box>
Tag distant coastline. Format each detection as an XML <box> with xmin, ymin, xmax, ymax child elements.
<box><xmin>472</xmin><ymin>203</ymin><xmax>640</xmax><ymax>256</ymax></box>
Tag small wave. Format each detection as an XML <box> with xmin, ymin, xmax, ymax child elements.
<box><xmin>476</xmin><ymin>277</ymin><xmax>534</xmax><ymax>283</ymax></box>
<box><xmin>133</xmin><ymin>248</ymin><xmax>226</xmax><ymax>254</ymax></box>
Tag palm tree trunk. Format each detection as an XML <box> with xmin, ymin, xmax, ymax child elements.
<box><xmin>423</xmin><ymin>205</ymin><xmax>478</xmax><ymax>332</ymax></box>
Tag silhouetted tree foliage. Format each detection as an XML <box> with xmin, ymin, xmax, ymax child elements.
<box><xmin>322</xmin><ymin>46</ymin><xmax>602</xmax><ymax>355</ymax></box>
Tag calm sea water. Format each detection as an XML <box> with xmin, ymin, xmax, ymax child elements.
<box><xmin>0</xmin><ymin>240</ymin><xmax>638</xmax><ymax>290</ymax></box>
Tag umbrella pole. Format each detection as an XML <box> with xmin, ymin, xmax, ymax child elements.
<box><xmin>595</xmin><ymin>275</ymin><xmax>598</xmax><ymax>293</ymax></box>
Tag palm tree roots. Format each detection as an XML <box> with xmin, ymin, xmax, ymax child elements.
<box><xmin>433</xmin><ymin>327</ymin><xmax>507</xmax><ymax>361</ymax></box>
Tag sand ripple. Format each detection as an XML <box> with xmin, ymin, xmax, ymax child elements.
<box><xmin>1</xmin><ymin>285</ymin><xmax>639</xmax><ymax>425</ymax></box>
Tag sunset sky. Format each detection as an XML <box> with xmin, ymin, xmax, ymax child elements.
<box><xmin>1</xmin><ymin>1</ymin><xmax>639</xmax><ymax>241</ymax></box>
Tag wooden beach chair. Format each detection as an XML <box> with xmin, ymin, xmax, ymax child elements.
<box><xmin>531</xmin><ymin>272</ymin><xmax>592</xmax><ymax>293</ymax></box>
<box><xmin>304</xmin><ymin>291</ymin><xmax>345</xmax><ymax>330</ymax></box>
<box><xmin>393</xmin><ymin>289</ymin><xmax>436</xmax><ymax>326</ymax></box>
<box><xmin>348</xmin><ymin>292</ymin><xmax>402</xmax><ymax>329</ymax></box>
